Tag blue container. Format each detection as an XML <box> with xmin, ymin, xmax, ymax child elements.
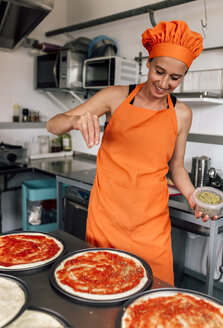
<box><xmin>22</xmin><ymin>178</ymin><xmax>65</xmax><ymax>232</ymax></box>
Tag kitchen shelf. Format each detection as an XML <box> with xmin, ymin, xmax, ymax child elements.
<box><xmin>173</xmin><ymin>92</ymin><xmax>223</xmax><ymax>105</ymax></box>
<box><xmin>0</xmin><ymin>122</ymin><xmax>47</xmax><ymax>129</ymax></box>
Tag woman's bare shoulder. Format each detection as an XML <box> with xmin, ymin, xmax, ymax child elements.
<box><xmin>101</xmin><ymin>85</ymin><xmax>129</xmax><ymax>112</ymax></box>
<box><xmin>175</xmin><ymin>99</ymin><xmax>192</xmax><ymax>133</ymax></box>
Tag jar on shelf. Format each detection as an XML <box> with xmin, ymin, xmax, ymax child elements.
<box><xmin>29</xmin><ymin>110</ymin><xmax>35</xmax><ymax>122</ymax></box>
<box><xmin>51</xmin><ymin>138</ymin><xmax>61</xmax><ymax>153</ymax></box>
<box><xmin>34</xmin><ymin>110</ymin><xmax>40</xmax><ymax>122</ymax></box>
<box><xmin>38</xmin><ymin>136</ymin><xmax>50</xmax><ymax>154</ymax></box>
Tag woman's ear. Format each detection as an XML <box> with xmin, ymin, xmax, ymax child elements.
<box><xmin>146</xmin><ymin>58</ymin><xmax>150</xmax><ymax>69</ymax></box>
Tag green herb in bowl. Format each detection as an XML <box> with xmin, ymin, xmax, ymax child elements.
<box><xmin>193</xmin><ymin>187</ymin><xmax>223</xmax><ymax>218</ymax></box>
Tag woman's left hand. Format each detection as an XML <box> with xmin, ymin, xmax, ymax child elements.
<box><xmin>188</xmin><ymin>194</ymin><xmax>218</xmax><ymax>222</ymax></box>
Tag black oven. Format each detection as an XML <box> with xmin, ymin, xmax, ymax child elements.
<box><xmin>64</xmin><ymin>186</ymin><xmax>90</xmax><ymax>241</ymax></box>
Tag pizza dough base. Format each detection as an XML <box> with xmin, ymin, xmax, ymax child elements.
<box><xmin>7</xmin><ymin>309</ymin><xmax>64</xmax><ymax>328</ymax></box>
<box><xmin>0</xmin><ymin>277</ymin><xmax>25</xmax><ymax>327</ymax></box>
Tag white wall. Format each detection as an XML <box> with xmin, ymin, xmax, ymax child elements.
<box><xmin>0</xmin><ymin>0</ymin><xmax>223</xmax><ymax>163</ymax></box>
<box><xmin>65</xmin><ymin>0</ymin><xmax>223</xmax><ymax>169</ymax></box>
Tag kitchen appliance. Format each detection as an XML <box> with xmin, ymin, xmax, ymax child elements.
<box><xmin>82</xmin><ymin>56</ymin><xmax>139</xmax><ymax>89</ymax></box>
<box><xmin>64</xmin><ymin>186</ymin><xmax>90</xmax><ymax>241</ymax></box>
<box><xmin>35</xmin><ymin>49</ymin><xmax>87</xmax><ymax>90</ymax></box>
<box><xmin>0</xmin><ymin>142</ymin><xmax>28</xmax><ymax>169</ymax></box>
<box><xmin>63</xmin><ymin>168</ymin><xmax>96</xmax><ymax>240</ymax></box>
<box><xmin>0</xmin><ymin>0</ymin><xmax>54</xmax><ymax>49</ymax></box>
<box><xmin>191</xmin><ymin>156</ymin><xmax>211</xmax><ymax>187</ymax></box>
<box><xmin>191</xmin><ymin>156</ymin><xmax>223</xmax><ymax>189</ymax></box>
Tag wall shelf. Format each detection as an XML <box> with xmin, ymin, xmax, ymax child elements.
<box><xmin>173</xmin><ymin>92</ymin><xmax>223</xmax><ymax>105</ymax></box>
<box><xmin>0</xmin><ymin>122</ymin><xmax>47</xmax><ymax>129</ymax></box>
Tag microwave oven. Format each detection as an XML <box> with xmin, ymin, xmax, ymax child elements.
<box><xmin>82</xmin><ymin>56</ymin><xmax>139</xmax><ymax>89</ymax></box>
<box><xmin>35</xmin><ymin>50</ymin><xmax>87</xmax><ymax>90</ymax></box>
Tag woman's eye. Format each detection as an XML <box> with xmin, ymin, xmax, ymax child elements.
<box><xmin>156</xmin><ymin>70</ymin><xmax>163</xmax><ymax>75</ymax></box>
<box><xmin>171</xmin><ymin>76</ymin><xmax>179</xmax><ymax>81</ymax></box>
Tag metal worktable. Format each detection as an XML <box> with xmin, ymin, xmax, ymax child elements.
<box><xmin>169</xmin><ymin>195</ymin><xmax>223</xmax><ymax>296</ymax></box>
<box><xmin>1</xmin><ymin>154</ymin><xmax>222</xmax><ymax>298</ymax></box>
<box><xmin>10</xmin><ymin>230</ymin><xmax>171</xmax><ymax>328</ymax></box>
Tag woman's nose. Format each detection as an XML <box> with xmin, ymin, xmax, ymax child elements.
<box><xmin>159</xmin><ymin>76</ymin><xmax>169</xmax><ymax>89</ymax></box>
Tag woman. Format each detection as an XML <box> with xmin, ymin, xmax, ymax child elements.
<box><xmin>47</xmin><ymin>21</ymin><xmax>215</xmax><ymax>284</ymax></box>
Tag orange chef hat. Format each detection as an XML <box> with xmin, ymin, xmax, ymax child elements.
<box><xmin>141</xmin><ymin>20</ymin><xmax>203</xmax><ymax>68</ymax></box>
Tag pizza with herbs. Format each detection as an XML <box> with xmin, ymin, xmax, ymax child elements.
<box><xmin>120</xmin><ymin>290</ymin><xmax>223</xmax><ymax>328</ymax></box>
<box><xmin>53</xmin><ymin>249</ymin><xmax>151</xmax><ymax>301</ymax></box>
<box><xmin>0</xmin><ymin>232</ymin><xmax>64</xmax><ymax>270</ymax></box>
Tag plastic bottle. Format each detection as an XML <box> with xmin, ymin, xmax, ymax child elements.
<box><xmin>62</xmin><ymin>133</ymin><xmax>72</xmax><ymax>151</ymax></box>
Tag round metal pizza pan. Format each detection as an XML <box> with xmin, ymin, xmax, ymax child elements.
<box><xmin>0</xmin><ymin>231</ymin><xmax>66</xmax><ymax>272</ymax></box>
<box><xmin>8</xmin><ymin>305</ymin><xmax>72</xmax><ymax>328</ymax></box>
<box><xmin>0</xmin><ymin>273</ymin><xmax>30</xmax><ymax>328</ymax></box>
<box><xmin>115</xmin><ymin>287</ymin><xmax>223</xmax><ymax>328</ymax></box>
<box><xmin>50</xmin><ymin>248</ymin><xmax>153</xmax><ymax>306</ymax></box>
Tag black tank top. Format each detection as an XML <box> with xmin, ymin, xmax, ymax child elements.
<box><xmin>129</xmin><ymin>84</ymin><xmax>177</xmax><ymax>107</ymax></box>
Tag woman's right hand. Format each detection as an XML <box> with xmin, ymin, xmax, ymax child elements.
<box><xmin>73</xmin><ymin>112</ymin><xmax>100</xmax><ymax>148</ymax></box>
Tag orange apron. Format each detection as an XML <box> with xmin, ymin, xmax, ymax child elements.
<box><xmin>86</xmin><ymin>83</ymin><xmax>178</xmax><ymax>285</ymax></box>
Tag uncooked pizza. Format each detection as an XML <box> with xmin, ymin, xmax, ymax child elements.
<box><xmin>0</xmin><ymin>232</ymin><xmax>64</xmax><ymax>270</ymax></box>
<box><xmin>0</xmin><ymin>275</ymin><xmax>28</xmax><ymax>327</ymax></box>
<box><xmin>120</xmin><ymin>290</ymin><xmax>223</xmax><ymax>328</ymax></box>
<box><xmin>53</xmin><ymin>249</ymin><xmax>152</xmax><ymax>302</ymax></box>
<box><xmin>7</xmin><ymin>307</ymin><xmax>70</xmax><ymax>328</ymax></box>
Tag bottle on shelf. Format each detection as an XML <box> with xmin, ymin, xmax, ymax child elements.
<box><xmin>61</xmin><ymin>133</ymin><xmax>72</xmax><ymax>151</ymax></box>
<box><xmin>12</xmin><ymin>104</ymin><xmax>21</xmax><ymax>122</ymax></box>
<box><xmin>22</xmin><ymin>108</ymin><xmax>29</xmax><ymax>122</ymax></box>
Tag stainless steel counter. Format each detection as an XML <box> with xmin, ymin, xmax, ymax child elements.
<box><xmin>11</xmin><ymin>230</ymin><xmax>171</xmax><ymax>328</ymax></box>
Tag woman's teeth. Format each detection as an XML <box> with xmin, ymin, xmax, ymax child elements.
<box><xmin>156</xmin><ymin>85</ymin><xmax>166</xmax><ymax>91</ymax></box>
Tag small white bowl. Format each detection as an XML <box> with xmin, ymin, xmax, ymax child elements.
<box><xmin>192</xmin><ymin>187</ymin><xmax>223</xmax><ymax>218</ymax></box>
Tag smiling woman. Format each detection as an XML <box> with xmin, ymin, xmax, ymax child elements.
<box><xmin>46</xmin><ymin>20</ymin><xmax>205</xmax><ymax>285</ymax></box>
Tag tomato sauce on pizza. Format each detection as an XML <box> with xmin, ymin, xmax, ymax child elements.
<box><xmin>0</xmin><ymin>233</ymin><xmax>62</xmax><ymax>268</ymax></box>
<box><xmin>55</xmin><ymin>250</ymin><xmax>148</xmax><ymax>300</ymax></box>
<box><xmin>122</xmin><ymin>292</ymin><xmax>223</xmax><ymax>328</ymax></box>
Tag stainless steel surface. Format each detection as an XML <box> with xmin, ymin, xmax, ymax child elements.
<box><xmin>191</xmin><ymin>156</ymin><xmax>211</xmax><ymax>187</ymax></box>
<box><xmin>209</xmin><ymin>167</ymin><xmax>217</xmax><ymax>179</ymax></box>
<box><xmin>9</xmin><ymin>230</ymin><xmax>171</xmax><ymax>328</ymax></box>
<box><xmin>187</xmin><ymin>133</ymin><xmax>223</xmax><ymax>145</ymax></box>
<box><xmin>169</xmin><ymin>200</ymin><xmax>223</xmax><ymax>296</ymax></box>
<box><xmin>0</xmin><ymin>0</ymin><xmax>54</xmax><ymax>49</ymax></box>
<box><xmin>174</xmin><ymin>91</ymin><xmax>223</xmax><ymax>98</ymax></box>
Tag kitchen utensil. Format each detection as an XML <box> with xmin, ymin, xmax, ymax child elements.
<box><xmin>208</xmin><ymin>167</ymin><xmax>223</xmax><ymax>189</ymax></box>
<box><xmin>191</xmin><ymin>156</ymin><xmax>211</xmax><ymax>187</ymax></box>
